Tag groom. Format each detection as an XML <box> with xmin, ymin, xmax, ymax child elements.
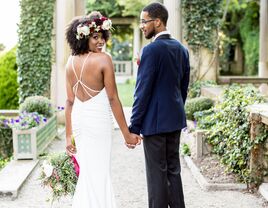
<box><xmin>129</xmin><ymin>2</ymin><xmax>190</xmax><ymax>208</ymax></box>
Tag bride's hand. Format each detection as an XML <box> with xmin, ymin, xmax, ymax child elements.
<box><xmin>66</xmin><ymin>144</ymin><xmax>76</xmax><ymax>156</ymax></box>
<box><xmin>124</xmin><ymin>133</ymin><xmax>142</xmax><ymax>149</ymax></box>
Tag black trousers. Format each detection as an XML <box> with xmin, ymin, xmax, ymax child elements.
<box><xmin>143</xmin><ymin>130</ymin><xmax>185</xmax><ymax>208</ymax></box>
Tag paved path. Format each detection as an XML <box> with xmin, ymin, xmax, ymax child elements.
<box><xmin>0</xmin><ymin>112</ymin><xmax>267</xmax><ymax>207</ymax></box>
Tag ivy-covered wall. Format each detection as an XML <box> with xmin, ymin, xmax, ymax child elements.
<box><xmin>181</xmin><ymin>0</ymin><xmax>222</xmax><ymax>82</ymax></box>
<box><xmin>182</xmin><ymin>0</ymin><xmax>222</xmax><ymax>52</ymax></box>
<box><xmin>17</xmin><ymin>0</ymin><xmax>55</xmax><ymax>103</ymax></box>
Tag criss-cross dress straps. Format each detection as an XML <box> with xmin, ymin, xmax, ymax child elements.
<box><xmin>71</xmin><ymin>53</ymin><xmax>101</xmax><ymax>98</ymax></box>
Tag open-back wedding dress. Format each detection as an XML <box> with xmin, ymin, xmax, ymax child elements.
<box><xmin>70</xmin><ymin>53</ymin><xmax>117</xmax><ymax>208</ymax></box>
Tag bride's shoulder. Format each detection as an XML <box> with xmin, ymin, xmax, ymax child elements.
<box><xmin>65</xmin><ymin>55</ymin><xmax>73</xmax><ymax>70</ymax></box>
<box><xmin>104</xmin><ymin>52</ymin><xmax>112</xmax><ymax>58</ymax></box>
<box><xmin>93</xmin><ymin>52</ymin><xmax>112</xmax><ymax>62</ymax></box>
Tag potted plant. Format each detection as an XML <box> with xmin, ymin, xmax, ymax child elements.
<box><xmin>6</xmin><ymin>96</ymin><xmax>61</xmax><ymax>160</ymax></box>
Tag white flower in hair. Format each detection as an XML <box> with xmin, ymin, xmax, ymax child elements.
<box><xmin>77</xmin><ymin>24</ymin><xmax>90</xmax><ymax>38</ymax></box>
<box><xmin>91</xmin><ymin>22</ymin><xmax>96</xmax><ymax>28</ymax></box>
<box><xmin>102</xmin><ymin>19</ymin><xmax>112</xmax><ymax>30</ymax></box>
<box><xmin>95</xmin><ymin>26</ymin><xmax>101</xmax><ymax>32</ymax></box>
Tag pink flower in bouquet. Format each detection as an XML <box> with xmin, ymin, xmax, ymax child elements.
<box><xmin>136</xmin><ymin>57</ymin><xmax>141</xmax><ymax>66</ymax></box>
<box><xmin>53</xmin><ymin>169</ymin><xmax>60</xmax><ymax>181</ymax></box>
<box><xmin>134</xmin><ymin>48</ymin><xmax>143</xmax><ymax>66</ymax></box>
<box><xmin>71</xmin><ymin>155</ymin><xmax>80</xmax><ymax>177</ymax></box>
<box><xmin>39</xmin><ymin>153</ymin><xmax>78</xmax><ymax>201</ymax></box>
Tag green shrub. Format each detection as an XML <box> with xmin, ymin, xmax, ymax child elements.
<box><xmin>0</xmin><ymin>157</ymin><xmax>10</xmax><ymax>170</ymax></box>
<box><xmin>185</xmin><ymin>97</ymin><xmax>214</xmax><ymax>120</ymax></box>
<box><xmin>181</xmin><ymin>143</ymin><xmax>191</xmax><ymax>156</ymax></box>
<box><xmin>0</xmin><ymin>47</ymin><xmax>19</xmax><ymax>109</ymax></box>
<box><xmin>19</xmin><ymin>96</ymin><xmax>53</xmax><ymax>118</ymax></box>
<box><xmin>194</xmin><ymin>109</ymin><xmax>214</xmax><ymax>130</ymax></box>
<box><xmin>188</xmin><ymin>80</ymin><xmax>217</xmax><ymax>98</ymax></box>
<box><xmin>0</xmin><ymin>116</ymin><xmax>13</xmax><ymax>159</ymax></box>
<box><xmin>196</xmin><ymin>85</ymin><xmax>266</xmax><ymax>183</ymax></box>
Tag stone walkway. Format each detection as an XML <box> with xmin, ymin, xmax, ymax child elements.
<box><xmin>0</xmin><ymin>111</ymin><xmax>267</xmax><ymax>207</ymax></box>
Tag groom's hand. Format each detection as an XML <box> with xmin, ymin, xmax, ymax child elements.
<box><xmin>125</xmin><ymin>133</ymin><xmax>142</xmax><ymax>149</ymax></box>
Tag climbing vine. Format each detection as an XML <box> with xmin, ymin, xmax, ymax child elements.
<box><xmin>182</xmin><ymin>0</ymin><xmax>222</xmax><ymax>52</ymax></box>
<box><xmin>17</xmin><ymin>0</ymin><xmax>55</xmax><ymax>103</ymax></box>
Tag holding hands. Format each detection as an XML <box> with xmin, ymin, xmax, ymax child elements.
<box><xmin>124</xmin><ymin>133</ymin><xmax>142</xmax><ymax>149</ymax></box>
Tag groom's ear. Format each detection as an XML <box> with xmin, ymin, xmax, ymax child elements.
<box><xmin>154</xmin><ymin>18</ymin><xmax>162</xmax><ymax>28</ymax></box>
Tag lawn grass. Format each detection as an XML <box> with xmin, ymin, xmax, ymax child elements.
<box><xmin>117</xmin><ymin>80</ymin><xmax>136</xmax><ymax>107</ymax></box>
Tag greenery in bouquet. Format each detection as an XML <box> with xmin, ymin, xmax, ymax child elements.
<box><xmin>3</xmin><ymin>111</ymin><xmax>47</xmax><ymax>130</ymax></box>
<box><xmin>39</xmin><ymin>152</ymin><xmax>79</xmax><ymax>202</ymax></box>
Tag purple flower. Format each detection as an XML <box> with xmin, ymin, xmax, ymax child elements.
<box><xmin>57</xmin><ymin>106</ymin><xmax>64</xmax><ymax>111</ymax></box>
<box><xmin>2</xmin><ymin>120</ymin><xmax>9</xmax><ymax>128</ymax></box>
<box><xmin>194</xmin><ymin>120</ymin><xmax>197</xmax><ymax>128</ymax></box>
<box><xmin>43</xmin><ymin>118</ymin><xmax>47</xmax><ymax>122</ymax></box>
<box><xmin>6</xmin><ymin>111</ymin><xmax>47</xmax><ymax>130</ymax></box>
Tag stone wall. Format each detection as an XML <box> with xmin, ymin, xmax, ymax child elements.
<box><xmin>248</xmin><ymin>104</ymin><xmax>268</xmax><ymax>184</ymax></box>
<box><xmin>263</xmin><ymin>138</ymin><xmax>268</xmax><ymax>182</ymax></box>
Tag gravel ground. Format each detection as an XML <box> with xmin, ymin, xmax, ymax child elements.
<box><xmin>0</xmin><ymin>127</ymin><xmax>267</xmax><ymax>208</ymax></box>
<box><xmin>192</xmin><ymin>155</ymin><xmax>239</xmax><ymax>184</ymax></box>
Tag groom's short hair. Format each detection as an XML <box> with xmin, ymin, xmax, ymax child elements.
<box><xmin>143</xmin><ymin>2</ymin><xmax>168</xmax><ymax>26</ymax></box>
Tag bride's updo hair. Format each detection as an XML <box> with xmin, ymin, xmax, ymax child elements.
<box><xmin>66</xmin><ymin>11</ymin><xmax>111</xmax><ymax>55</ymax></box>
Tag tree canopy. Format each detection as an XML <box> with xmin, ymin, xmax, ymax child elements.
<box><xmin>86</xmin><ymin>0</ymin><xmax>149</xmax><ymax>17</ymax></box>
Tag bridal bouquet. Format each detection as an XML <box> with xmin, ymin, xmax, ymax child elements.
<box><xmin>39</xmin><ymin>152</ymin><xmax>79</xmax><ymax>201</ymax></box>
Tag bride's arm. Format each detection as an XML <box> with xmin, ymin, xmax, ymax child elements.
<box><xmin>101</xmin><ymin>54</ymin><xmax>141</xmax><ymax>146</ymax></box>
<box><xmin>65</xmin><ymin>62</ymin><xmax>76</xmax><ymax>155</ymax></box>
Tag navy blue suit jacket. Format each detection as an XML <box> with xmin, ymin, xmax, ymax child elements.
<box><xmin>129</xmin><ymin>34</ymin><xmax>190</xmax><ymax>136</ymax></box>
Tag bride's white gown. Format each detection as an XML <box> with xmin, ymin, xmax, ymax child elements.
<box><xmin>70</xmin><ymin>54</ymin><xmax>116</xmax><ymax>208</ymax></box>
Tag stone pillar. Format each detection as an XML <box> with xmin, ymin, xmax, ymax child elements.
<box><xmin>75</xmin><ymin>0</ymin><xmax>86</xmax><ymax>16</ymax></box>
<box><xmin>51</xmin><ymin>0</ymin><xmax>77</xmax><ymax>123</ymax></box>
<box><xmin>259</xmin><ymin>0</ymin><xmax>268</xmax><ymax>95</ymax></box>
<box><xmin>164</xmin><ymin>0</ymin><xmax>182</xmax><ymax>41</ymax></box>
<box><xmin>231</xmin><ymin>43</ymin><xmax>244</xmax><ymax>75</ymax></box>
<box><xmin>249</xmin><ymin>112</ymin><xmax>263</xmax><ymax>187</ymax></box>
<box><xmin>197</xmin><ymin>48</ymin><xmax>217</xmax><ymax>81</ymax></box>
<box><xmin>259</xmin><ymin>0</ymin><xmax>268</xmax><ymax>77</ymax></box>
<box><xmin>132</xmin><ymin>24</ymin><xmax>140</xmax><ymax>78</ymax></box>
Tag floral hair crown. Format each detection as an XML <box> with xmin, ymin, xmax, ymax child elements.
<box><xmin>76</xmin><ymin>16</ymin><xmax>112</xmax><ymax>40</ymax></box>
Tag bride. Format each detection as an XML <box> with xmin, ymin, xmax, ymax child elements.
<box><xmin>64</xmin><ymin>11</ymin><xmax>141</xmax><ymax>208</ymax></box>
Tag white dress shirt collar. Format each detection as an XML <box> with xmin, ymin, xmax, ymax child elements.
<box><xmin>152</xmin><ymin>30</ymin><xmax>171</xmax><ymax>42</ymax></box>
